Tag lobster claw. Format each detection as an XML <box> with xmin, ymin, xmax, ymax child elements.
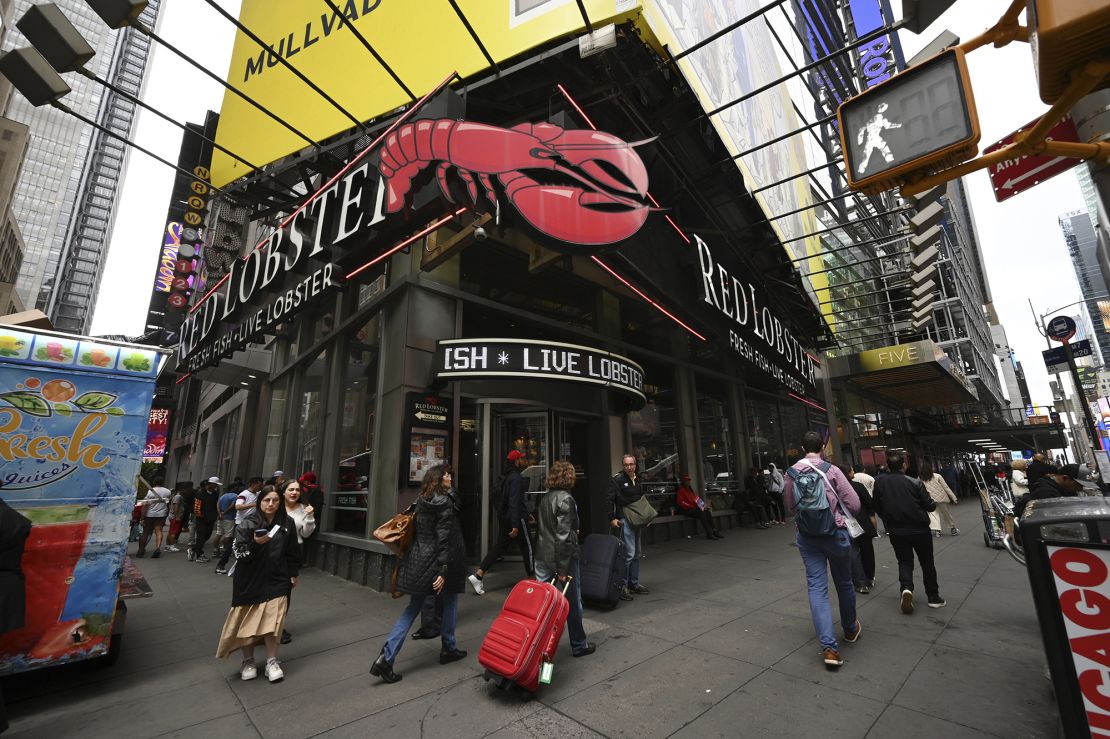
<box><xmin>501</xmin><ymin>172</ymin><xmax>649</xmax><ymax>246</ymax></box>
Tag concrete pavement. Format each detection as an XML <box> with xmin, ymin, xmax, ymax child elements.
<box><xmin>2</xmin><ymin>502</ymin><xmax>1059</xmax><ymax>738</ymax></box>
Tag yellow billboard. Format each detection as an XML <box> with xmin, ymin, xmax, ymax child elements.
<box><xmin>212</xmin><ymin>0</ymin><xmax>641</xmax><ymax>186</ymax></box>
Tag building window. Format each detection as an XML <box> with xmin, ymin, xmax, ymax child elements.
<box><xmin>745</xmin><ymin>393</ymin><xmax>783</xmax><ymax>471</ymax></box>
<box><xmin>695</xmin><ymin>376</ymin><xmax>735</xmax><ymax>496</ymax></box>
<box><xmin>629</xmin><ymin>360</ymin><xmax>679</xmax><ymax>495</ymax></box>
<box><xmin>293</xmin><ymin>349</ymin><xmax>328</xmax><ymax>476</ymax></box>
<box><xmin>331</xmin><ymin>315</ymin><xmax>381</xmax><ymax>536</ymax></box>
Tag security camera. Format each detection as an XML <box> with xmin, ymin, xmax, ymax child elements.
<box><xmin>473</xmin><ymin>226</ymin><xmax>488</xmax><ymax>241</ymax></box>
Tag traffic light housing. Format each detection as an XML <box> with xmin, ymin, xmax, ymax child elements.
<box><xmin>838</xmin><ymin>48</ymin><xmax>980</xmax><ymax>193</ymax></box>
<box><xmin>1027</xmin><ymin>0</ymin><xmax>1110</xmax><ymax>103</ymax></box>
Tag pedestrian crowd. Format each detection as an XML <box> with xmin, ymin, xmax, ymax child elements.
<box><xmin>135</xmin><ymin>432</ymin><xmax>987</xmax><ymax>684</ymax></box>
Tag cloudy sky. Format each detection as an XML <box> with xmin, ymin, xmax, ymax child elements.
<box><xmin>89</xmin><ymin>1</ymin><xmax>1090</xmax><ymax>412</ymax></box>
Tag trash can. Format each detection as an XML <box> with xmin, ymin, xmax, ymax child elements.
<box><xmin>1014</xmin><ymin>496</ymin><xmax>1110</xmax><ymax>738</ymax></box>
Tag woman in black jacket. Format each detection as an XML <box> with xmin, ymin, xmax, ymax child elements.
<box><xmin>840</xmin><ymin>464</ymin><xmax>879</xmax><ymax>593</ymax></box>
<box><xmin>371</xmin><ymin>464</ymin><xmax>466</xmax><ymax>683</ymax></box>
<box><xmin>215</xmin><ymin>487</ymin><xmax>300</xmax><ymax>683</ymax></box>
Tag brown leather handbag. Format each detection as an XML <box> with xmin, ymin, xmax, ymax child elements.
<box><xmin>372</xmin><ymin>504</ymin><xmax>416</xmax><ymax>555</ymax></box>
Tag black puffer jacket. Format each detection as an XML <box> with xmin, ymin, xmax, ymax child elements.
<box><xmin>230</xmin><ymin>510</ymin><xmax>300</xmax><ymax>607</ymax></box>
<box><xmin>397</xmin><ymin>491</ymin><xmax>465</xmax><ymax>595</ymax></box>
<box><xmin>873</xmin><ymin>473</ymin><xmax>935</xmax><ymax>534</ymax></box>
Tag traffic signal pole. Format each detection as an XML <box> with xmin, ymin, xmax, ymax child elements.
<box><xmin>1064</xmin><ymin>339</ymin><xmax>1101</xmax><ymax>468</ymax></box>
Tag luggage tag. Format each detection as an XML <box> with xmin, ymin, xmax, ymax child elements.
<box><xmin>539</xmin><ymin>661</ymin><xmax>554</xmax><ymax>684</ymax></box>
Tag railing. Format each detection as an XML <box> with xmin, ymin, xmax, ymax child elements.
<box><xmin>907</xmin><ymin>406</ymin><xmax>1059</xmax><ymax>433</ymax></box>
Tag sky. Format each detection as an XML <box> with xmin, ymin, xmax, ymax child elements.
<box><xmin>88</xmin><ymin>1</ymin><xmax>1091</xmax><ymax>412</ymax></box>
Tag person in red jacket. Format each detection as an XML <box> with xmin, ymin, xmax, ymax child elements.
<box><xmin>676</xmin><ymin>474</ymin><xmax>722</xmax><ymax>540</ymax></box>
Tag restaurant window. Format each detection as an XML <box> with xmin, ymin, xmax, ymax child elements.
<box><xmin>629</xmin><ymin>361</ymin><xmax>678</xmax><ymax>503</ymax></box>
<box><xmin>745</xmin><ymin>393</ymin><xmax>783</xmax><ymax>471</ymax></box>
<box><xmin>696</xmin><ymin>376</ymin><xmax>735</xmax><ymax>498</ymax></box>
<box><xmin>262</xmin><ymin>375</ymin><xmax>290</xmax><ymax>475</ymax></box>
<box><xmin>218</xmin><ymin>406</ymin><xmax>241</xmax><ymax>482</ymax></box>
<box><xmin>293</xmin><ymin>349</ymin><xmax>328</xmax><ymax>477</ymax></box>
<box><xmin>332</xmin><ymin>315</ymin><xmax>380</xmax><ymax>536</ymax></box>
<box><xmin>780</xmin><ymin>401</ymin><xmax>809</xmax><ymax>464</ymax></box>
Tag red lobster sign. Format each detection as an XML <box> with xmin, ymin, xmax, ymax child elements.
<box><xmin>377</xmin><ymin>119</ymin><xmax>650</xmax><ymax>246</ymax></box>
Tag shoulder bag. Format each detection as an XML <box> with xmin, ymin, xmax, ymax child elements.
<box><xmin>623</xmin><ymin>495</ymin><xmax>658</xmax><ymax>527</ymax></box>
<box><xmin>372</xmin><ymin>503</ymin><xmax>416</xmax><ymax>555</ymax></box>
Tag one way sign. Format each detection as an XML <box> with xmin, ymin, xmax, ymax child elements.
<box><xmin>986</xmin><ymin>115</ymin><xmax>1081</xmax><ymax>203</ymax></box>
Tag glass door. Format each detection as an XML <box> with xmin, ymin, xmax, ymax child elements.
<box><xmin>554</xmin><ymin>414</ymin><xmax>595</xmax><ymax>533</ymax></box>
<box><xmin>488</xmin><ymin>410</ymin><xmax>548</xmax><ymax>560</ymax></box>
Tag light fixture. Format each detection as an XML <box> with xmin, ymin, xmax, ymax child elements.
<box><xmin>240</xmin><ymin>381</ymin><xmax>248</xmax><ymax>386</ymax></box>
<box><xmin>967</xmin><ymin>438</ymin><xmax>992</xmax><ymax>442</ymax></box>
<box><xmin>247</xmin><ymin>374</ymin><xmax>257</xmax><ymax>379</ymax></box>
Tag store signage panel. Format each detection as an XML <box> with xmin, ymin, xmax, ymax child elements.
<box><xmin>694</xmin><ymin>237</ymin><xmax>818</xmax><ymax>395</ymax></box>
<box><xmin>1043</xmin><ymin>340</ymin><xmax>1092</xmax><ymax>374</ymax></box>
<box><xmin>404</xmin><ymin>392</ymin><xmax>450</xmax><ymax>486</ymax></box>
<box><xmin>435</xmin><ymin>338</ymin><xmax>645</xmax><ymax>406</ymax></box>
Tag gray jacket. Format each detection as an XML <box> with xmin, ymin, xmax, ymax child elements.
<box><xmin>535</xmin><ymin>488</ymin><xmax>579</xmax><ymax>576</ymax></box>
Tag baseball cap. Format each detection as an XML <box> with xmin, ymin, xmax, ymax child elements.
<box><xmin>507</xmin><ymin>450</ymin><xmax>525</xmax><ymax>462</ymax></box>
<box><xmin>680</xmin><ymin>474</ymin><xmax>691</xmax><ymax>482</ymax></box>
<box><xmin>273</xmin><ymin>470</ymin><xmax>285</xmax><ymax>477</ymax></box>
<box><xmin>207</xmin><ymin>476</ymin><xmax>222</xmax><ymax>485</ymax></box>
<box><xmin>1060</xmin><ymin>464</ymin><xmax>1090</xmax><ymax>481</ymax></box>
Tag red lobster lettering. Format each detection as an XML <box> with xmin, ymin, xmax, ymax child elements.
<box><xmin>377</xmin><ymin>119</ymin><xmax>650</xmax><ymax>246</ymax></box>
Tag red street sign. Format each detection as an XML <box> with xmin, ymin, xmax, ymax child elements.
<box><xmin>985</xmin><ymin>115</ymin><xmax>1081</xmax><ymax>202</ymax></box>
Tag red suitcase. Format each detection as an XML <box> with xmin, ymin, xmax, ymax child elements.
<box><xmin>479</xmin><ymin>578</ymin><xmax>570</xmax><ymax>693</ymax></box>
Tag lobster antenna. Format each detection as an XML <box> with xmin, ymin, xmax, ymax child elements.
<box><xmin>550</xmin><ymin>136</ymin><xmax>658</xmax><ymax>151</ymax></box>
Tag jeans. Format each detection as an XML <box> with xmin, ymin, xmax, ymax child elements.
<box><xmin>620</xmin><ymin>518</ymin><xmax>642</xmax><ymax>587</ymax></box>
<box><xmin>191</xmin><ymin>519</ymin><xmax>214</xmax><ymax>557</ymax></box>
<box><xmin>534</xmin><ymin>559</ymin><xmax>589</xmax><ymax>655</ymax></box>
<box><xmin>796</xmin><ymin>529</ymin><xmax>857</xmax><ymax>650</ymax></box>
<box><xmin>383</xmin><ymin>592</ymin><xmax>458</xmax><ymax>663</ymax></box>
<box><xmin>888</xmin><ymin>530</ymin><xmax>940</xmax><ymax>599</ymax></box>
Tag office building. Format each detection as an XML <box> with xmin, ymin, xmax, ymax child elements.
<box><xmin>2</xmin><ymin>0</ymin><xmax>161</xmax><ymax>333</ymax></box>
<box><xmin>1060</xmin><ymin>209</ymin><xmax>1110</xmax><ymax>366</ymax></box>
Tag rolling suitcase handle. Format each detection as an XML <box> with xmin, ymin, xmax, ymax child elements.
<box><xmin>540</xmin><ymin>576</ymin><xmax>573</xmax><ymax>664</ymax></box>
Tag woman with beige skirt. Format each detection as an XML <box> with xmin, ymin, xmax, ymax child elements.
<box><xmin>920</xmin><ymin>461</ymin><xmax>959</xmax><ymax>537</ymax></box>
<box><xmin>215</xmin><ymin>487</ymin><xmax>300</xmax><ymax>683</ymax></box>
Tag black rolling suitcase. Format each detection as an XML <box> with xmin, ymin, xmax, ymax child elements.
<box><xmin>579</xmin><ymin>533</ymin><xmax>625</xmax><ymax>609</ymax></box>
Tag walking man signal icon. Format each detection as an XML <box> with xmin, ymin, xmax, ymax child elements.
<box><xmin>856</xmin><ymin>103</ymin><xmax>902</xmax><ymax>175</ymax></box>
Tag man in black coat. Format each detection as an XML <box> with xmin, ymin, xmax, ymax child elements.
<box><xmin>1014</xmin><ymin>464</ymin><xmax>1083</xmax><ymax>519</ymax></box>
<box><xmin>467</xmin><ymin>450</ymin><xmax>534</xmax><ymax>595</ymax></box>
<box><xmin>608</xmin><ymin>454</ymin><xmax>649</xmax><ymax>600</ymax></box>
<box><xmin>189</xmin><ymin>478</ymin><xmax>221</xmax><ymax>563</ymax></box>
<box><xmin>873</xmin><ymin>452</ymin><xmax>944</xmax><ymax>614</ymax></box>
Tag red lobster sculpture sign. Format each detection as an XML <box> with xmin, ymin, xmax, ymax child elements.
<box><xmin>377</xmin><ymin>119</ymin><xmax>651</xmax><ymax>246</ymax></box>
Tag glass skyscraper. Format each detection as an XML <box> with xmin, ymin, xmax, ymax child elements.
<box><xmin>2</xmin><ymin>0</ymin><xmax>162</xmax><ymax>333</ymax></box>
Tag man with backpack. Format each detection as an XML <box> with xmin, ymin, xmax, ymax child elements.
<box><xmin>467</xmin><ymin>450</ymin><xmax>534</xmax><ymax>595</ymax></box>
<box><xmin>783</xmin><ymin>432</ymin><xmax>862</xmax><ymax>670</ymax></box>
<box><xmin>872</xmin><ymin>452</ymin><xmax>945</xmax><ymax>614</ymax></box>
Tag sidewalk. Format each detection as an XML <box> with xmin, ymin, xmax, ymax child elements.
<box><xmin>3</xmin><ymin>502</ymin><xmax>1059</xmax><ymax>738</ymax></box>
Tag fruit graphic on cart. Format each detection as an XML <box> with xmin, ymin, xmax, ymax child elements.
<box><xmin>0</xmin><ymin>335</ymin><xmax>24</xmax><ymax>356</ymax></box>
<box><xmin>80</xmin><ymin>349</ymin><xmax>112</xmax><ymax>367</ymax></box>
<box><xmin>42</xmin><ymin>379</ymin><xmax>76</xmax><ymax>402</ymax></box>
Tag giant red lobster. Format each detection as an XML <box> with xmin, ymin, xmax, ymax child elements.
<box><xmin>376</xmin><ymin>119</ymin><xmax>650</xmax><ymax>246</ymax></box>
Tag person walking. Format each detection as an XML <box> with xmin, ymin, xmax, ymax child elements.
<box><xmin>767</xmin><ymin>463</ymin><xmax>787</xmax><ymax>524</ymax></box>
<box><xmin>165</xmin><ymin>484</ymin><xmax>186</xmax><ymax>552</ymax></box>
<box><xmin>467</xmin><ymin>450</ymin><xmax>534</xmax><ymax>595</ymax></box>
<box><xmin>278</xmin><ymin>479</ymin><xmax>316</xmax><ymax>645</ymax></box>
<box><xmin>371</xmin><ymin>464</ymin><xmax>467</xmax><ymax>683</ymax></box>
<box><xmin>920</xmin><ymin>462</ymin><xmax>959</xmax><ymax>537</ymax></box>
<box><xmin>840</xmin><ymin>464</ymin><xmax>878</xmax><ymax>593</ymax></box>
<box><xmin>608</xmin><ymin>454</ymin><xmax>650</xmax><ymax>600</ymax></box>
<box><xmin>213</xmin><ymin>485</ymin><xmax>238</xmax><ymax>569</ymax></box>
<box><xmin>534</xmin><ymin>460</ymin><xmax>596</xmax><ymax>658</ymax></box>
<box><xmin>216</xmin><ymin>487</ymin><xmax>299</xmax><ymax>683</ymax></box>
<box><xmin>136</xmin><ymin>477</ymin><xmax>172</xmax><ymax>558</ymax></box>
<box><xmin>872</xmin><ymin>452</ymin><xmax>944</xmax><ymax>614</ymax></box>
<box><xmin>940</xmin><ymin>461</ymin><xmax>962</xmax><ymax>500</ymax></box>
<box><xmin>675</xmin><ymin>474</ymin><xmax>723</xmax><ymax>539</ymax></box>
<box><xmin>783</xmin><ymin>432</ymin><xmax>861</xmax><ymax>669</ymax></box>
<box><xmin>299</xmin><ymin>471</ymin><xmax>324</xmax><ymax>520</ymax></box>
<box><xmin>216</xmin><ymin>477</ymin><xmax>263</xmax><ymax>575</ymax></box>
<box><xmin>189</xmin><ymin>478</ymin><xmax>221</xmax><ymax>563</ymax></box>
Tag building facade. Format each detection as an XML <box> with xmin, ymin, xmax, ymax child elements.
<box><xmin>2</xmin><ymin>0</ymin><xmax>161</xmax><ymax>332</ymax></box>
<box><xmin>1060</xmin><ymin>209</ymin><xmax>1110</xmax><ymax>365</ymax></box>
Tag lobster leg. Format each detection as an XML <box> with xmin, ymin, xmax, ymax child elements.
<box><xmin>479</xmin><ymin>174</ymin><xmax>498</xmax><ymax>207</ymax></box>
<box><xmin>457</xmin><ymin>169</ymin><xmax>480</xmax><ymax>205</ymax></box>
<box><xmin>436</xmin><ymin>162</ymin><xmax>456</xmax><ymax>203</ymax></box>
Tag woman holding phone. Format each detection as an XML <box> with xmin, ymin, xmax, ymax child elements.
<box><xmin>371</xmin><ymin>464</ymin><xmax>466</xmax><ymax>683</ymax></box>
<box><xmin>215</xmin><ymin>486</ymin><xmax>300</xmax><ymax>683</ymax></box>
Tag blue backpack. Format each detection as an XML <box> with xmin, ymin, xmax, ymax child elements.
<box><xmin>786</xmin><ymin>461</ymin><xmax>837</xmax><ymax>536</ymax></box>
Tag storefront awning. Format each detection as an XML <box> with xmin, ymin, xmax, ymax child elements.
<box><xmin>826</xmin><ymin>339</ymin><xmax>978</xmax><ymax>408</ymax></box>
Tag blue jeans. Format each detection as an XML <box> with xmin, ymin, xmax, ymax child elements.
<box><xmin>796</xmin><ymin>529</ymin><xmax>857</xmax><ymax>651</ymax></box>
<box><xmin>534</xmin><ymin>559</ymin><xmax>589</xmax><ymax>655</ymax></box>
<box><xmin>620</xmin><ymin>518</ymin><xmax>642</xmax><ymax>587</ymax></box>
<box><xmin>383</xmin><ymin>592</ymin><xmax>458</xmax><ymax>663</ymax></box>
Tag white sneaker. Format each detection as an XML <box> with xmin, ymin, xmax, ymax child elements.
<box><xmin>468</xmin><ymin>574</ymin><xmax>485</xmax><ymax>595</ymax></box>
<box><xmin>240</xmin><ymin>659</ymin><xmax>257</xmax><ymax>680</ymax></box>
<box><xmin>164</xmin><ymin>545</ymin><xmax>180</xmax><ymax>552</ymax></box>
<box><xmin>265</xmin><ymin>659</ymin><xmax>284</xmax><ymax>683</ymax></box>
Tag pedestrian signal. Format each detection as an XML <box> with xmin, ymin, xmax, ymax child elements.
<box><xmin>838</xmin><ymin>49</ymin><xmax>980</xmax><ymax>193</ymax></box>
<box><xmin>1027</xmin><ymin>0</ymin><xmax>1110</xmax><ymax>104</ymax></box>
